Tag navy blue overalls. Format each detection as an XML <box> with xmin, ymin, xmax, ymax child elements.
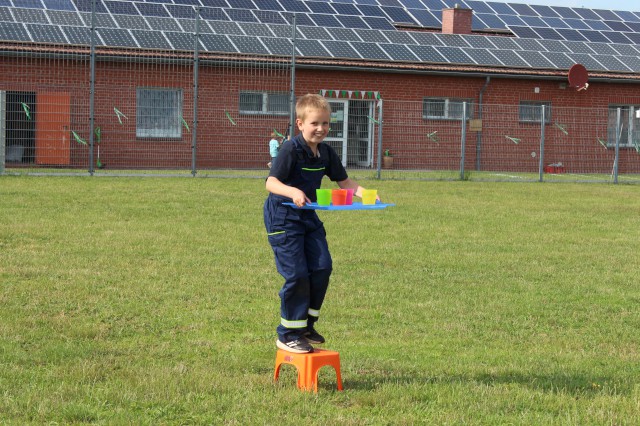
<box><xmin>264</xmin><ymin>136</ymin><xmax>338</xmax><ymax>341</ymax></box>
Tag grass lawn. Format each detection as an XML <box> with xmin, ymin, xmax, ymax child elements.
<box><xmin>1</xmin><ymin>176</ymin><xmax>639</xmax><ymax>424</ymax></box>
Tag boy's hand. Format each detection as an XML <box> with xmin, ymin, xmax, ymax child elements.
<box><xmin>291</xmin><ymin>189</ymin><xmax>310</xmax><ymax>207</ymax></box>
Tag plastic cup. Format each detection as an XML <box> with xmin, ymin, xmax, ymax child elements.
<box><xmin>362</xmin><ymin>189</ymin><xmax>377</xmax><ymax>205</ymax></box>
<box><xmin>345</xmin><ymin>189</ymin><xmax>354</xmax><ymax>205</ymax></box>
<box><xmin>316</xmin><ymin>189</ymin><xmax>331</xmax><ymax>206</ymax></box>
<box><xmin>331</xmin><ymin>189</ymin><xmax>347</xmax><ymax>206</ymax></box>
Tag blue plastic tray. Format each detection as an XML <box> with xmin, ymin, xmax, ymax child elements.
<box><xmin>283</xmin><ymin>202</ymin><xmax>394</xmax><ymax>210</ymax></box>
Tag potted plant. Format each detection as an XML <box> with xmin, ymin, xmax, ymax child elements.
<box><xmin>383</xmin><ymin>149</ymin><xmax>393</xmax><ymax>169</ymax></box>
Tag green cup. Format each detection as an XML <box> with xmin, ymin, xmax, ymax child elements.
<box><xmin>316</xmin><ymin>189</ymin><xmax>331</xmax><ymax>206</ymax></box>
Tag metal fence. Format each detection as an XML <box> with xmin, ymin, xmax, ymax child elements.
<box><xmin>1</xmin><ymin>6</ymin><xmax>640</xmax><ymax>183</ymax></box>
<box><xmin>1</xmin><ymin>6</ymin><xmax>293</xmax><ymax>177</ymax></box>
<box><xmin>380</xmin><ymin>101</ymin><xmax>640</xmax><ymax>183</ymax></box>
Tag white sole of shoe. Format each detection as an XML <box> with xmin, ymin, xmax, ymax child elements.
<box><xmin>276</xmin><ymin>339</ymin><xmax>313</xmax><ymax>354</ymax></box>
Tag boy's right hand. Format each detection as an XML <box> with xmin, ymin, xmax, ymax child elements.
<box><xmin>291</xmin><ymin>188</ymin><xmax>310</xmax><ymax>208</ymax></box>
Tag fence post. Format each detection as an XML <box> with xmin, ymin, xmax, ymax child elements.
<box><xmin>538</xmin><ymin>104</ymin><xmax>546</xmax><ymax>182</ymax></box>
<box><xmin>88</xmin><ymin>0</ymin><xmax>97</xmax><ymax>175</ymax></box>
<box><xmin>191</xmin><ymin>7</ymin><xmax>201</xmax><ymax>176</ymax></box>
<box><xmin>459</xmin><ymin>101</ymin><xmax>467</xmax><ymax>180</ymax></box>
<box><xmin>0</xmin><ymin>91</ymin><xmax>5</xmax><ymax>174</ymax></box>
<box><xmin>376</xmin><ymin>98</ymin><xmax>383</xmax><ymax>179</ymax></box>
<box><xmin>288</xmin><ymin>14</ymin><xmax>297</xmax><ymax>138</ymax></box>
<box><xmin>614</xmin><ymin>107</ymin><xmax>621</xmax><ymax>184</ymax></box>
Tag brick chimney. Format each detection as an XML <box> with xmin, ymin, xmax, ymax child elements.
<box><xmin>442</xmin><ymin>4</ymin><xmax>473</xmax><ymax>35</ymax></box>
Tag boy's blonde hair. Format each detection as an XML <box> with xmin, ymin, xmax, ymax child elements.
<box><xmin>296</xmin><ymin>94</ymin><xmax>331</xmax><ymax>121</ymax></box>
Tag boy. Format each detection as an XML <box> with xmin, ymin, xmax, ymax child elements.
<box><xmin>264</xmin><ymin>94</ymin><xmax>377</xmax><ymax>353</ymax></box>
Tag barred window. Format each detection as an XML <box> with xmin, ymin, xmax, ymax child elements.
<box><xmin>136</xmin><ymin>88</ymin><xmax>183</xmax><ymax>139</ymax></box>
<box><xmin>239</xmin><ymin>92</ymin><xmax>289</xmax><ymax>115</ymax></box>
<box><xmin>519</xmin><ymin>101</ymin><xmax>551</xmax><ymax>123</ymax></box>
<box><xmin>608</xmin><ymin>105</ymin><xmax>640</xmax><ymax>148</ymax></box>
<box><xmin>423</xmin><ymin>98</ymin><xmax>473</xmax><ymax>120</ymax></box>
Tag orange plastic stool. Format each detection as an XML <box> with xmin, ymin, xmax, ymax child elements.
<box><xmin>274</xmin><ymin>348</ymin><xmax>344</xmax><ymax>392</ymax></box>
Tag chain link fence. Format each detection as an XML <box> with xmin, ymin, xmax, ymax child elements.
<box><xmin>378</xmin><ymin>101</ymin><xmax>640</xmax><ymax>183</ymax></box>
<box><xmin>2</xmin><ymin>7</ymin><xmax>640</xmax><ymax>183</ymax></box>
<box><xmin>1</xmin><ymin>7</ymin><xmax>293</xmax><ymax>178</ymax></box>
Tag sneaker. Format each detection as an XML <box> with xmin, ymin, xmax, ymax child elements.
<box><xmin>276</xmin><ymin>338</ymin><xmax>314</xmax><ymax>354</ymax></box>
<box><xmin>304</xmin><ymin>328</ymin><xmax>325</xmax><ymax>345</ymax></box>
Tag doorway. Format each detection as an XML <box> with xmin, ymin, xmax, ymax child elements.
<box><xmin>5</xmin><ymin>92</ymin><xmax>36</xmax><ymax>164</ymax></box>
<box><xmin>325</xmin><ymin>99</ymin><xmax>375</xmax><ymax>168</ymax></box>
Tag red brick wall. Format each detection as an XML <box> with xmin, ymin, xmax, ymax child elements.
<box><xmin>297</xmin><ymin>69</ymin><xmax>640</xmax><ymax>173</ymax></box>
<box><xmin>2</xmin><ymin>55</ymin><xmax>640</xmax><ymax>172</ymax></box>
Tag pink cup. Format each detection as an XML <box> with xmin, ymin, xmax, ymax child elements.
<box><xmin>331</xmin><ymin>189</ymin><xmax>347</xmax><ymax>206</ymax></box>
<box><xmin>345</xmin><ymin>189</ymin><xmax>354</xmax><ymax>205</ymax></box>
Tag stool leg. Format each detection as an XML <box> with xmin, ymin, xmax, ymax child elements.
<box><xmin>297</xmin><ymin>365</ymin><xmax>306</xmax><ymax>390</ymax></box>
<box><xmin>309</xmin><ymin>364</ymin><xmax>343</xmax><ymax>393</ymax></box>
<box><xmin>335</xmin><ymin>365</ymin><xmax>343</xmax><ymax>391</ymax></box>
<box><xmin>274</xmin><ymin>361</ymin><xmax>282</xmax><ymax>382</ymax></box>
<box><xmin>275</xmin><ymin>360</ymin><xmax>306</xmax><ymax>389</ymax></box>
<box><xmin>309</xmin><ymin>365</ymin><xmax>319</xmax><ymax>393</ymax></box>
<box><xmin>306</xmin><ymin>358</ymin><xmax>317</xmax><ymax>392</ymax></box>
<box><xmin>317</xmin><ymin>365</ymin><xmax>343</xmax><ymax>392</ymax></box>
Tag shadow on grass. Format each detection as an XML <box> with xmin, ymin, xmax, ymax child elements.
<box><xmin>468</xmin><ymin>371</ymin><xmax>626</xmax><ymax>396</ymax></box>
<box><xmin>343</xmin><ymin>370</ymin><xmax>630</xmax><ymax>396</ymax></box>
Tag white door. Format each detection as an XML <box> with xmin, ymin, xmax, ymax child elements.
<box><xmin>348</xmin><ymin>100</ymin><xmax>374</xmax><ymax>167</ymax></box>
<box><xmin>325</xmin><ymin>99</ymin><xmax>376</xmax><ymax>168</ymax></box>
<box><xmin>325</xmin><ymin>100</ymin><xmax>348</xmax><ymax>166</ymax></box>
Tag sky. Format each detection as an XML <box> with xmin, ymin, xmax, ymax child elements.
<box><xmin>486</xmin><ymin>0</ymin><xmax>640</xmax><ymax>12</ymax></box>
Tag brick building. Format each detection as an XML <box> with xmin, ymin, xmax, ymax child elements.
<box><xmin>1</xmin><ymin>1</ymin><xmax>639</xmax><ymax>174</ymax></box>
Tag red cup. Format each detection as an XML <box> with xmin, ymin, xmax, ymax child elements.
<box><xmin>345</xmin><ymin>189</ymin><xmax>354</xmax><ymax>205</ymax></box>
<box><xmin>331</xmin><ymin>189</ymin><xmax>347</xmax><ymax>206</ymax></box>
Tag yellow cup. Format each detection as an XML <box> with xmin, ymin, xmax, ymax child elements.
<box><xmin>362</xmin><ymin>189</ymin><xmax>377</xmax><ymax>205</ymax></box>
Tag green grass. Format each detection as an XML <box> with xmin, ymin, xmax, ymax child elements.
<box><xmin>1</xmin><ymin>176</ymin><xmax>640</xmax><ymax>424</ymax></box>
<box><xmin>6</xmin><ymin>165</ymin><xmax>640</xmax><ymax>185</ymax></box>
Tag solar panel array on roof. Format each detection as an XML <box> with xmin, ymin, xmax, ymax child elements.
<box><xmin>2</xmin><ymin>0</ymin><xmax>637</xmax><ymax>36</ymax></box>
<box><xmin>0</xmin><ymin>0</ymin><xmax>639</xmax><ymax>74</ymax></box>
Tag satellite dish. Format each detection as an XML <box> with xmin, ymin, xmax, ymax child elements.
<box><xmin>568</xmin><ymin>64</ymin><xmax>589</xmax><ymax>91</ymax></box>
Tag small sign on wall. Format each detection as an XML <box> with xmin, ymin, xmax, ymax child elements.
<box><xmin>469</xmin><ymin>119</ymin><xmax>482</xmax><ymax>132</ymax></box>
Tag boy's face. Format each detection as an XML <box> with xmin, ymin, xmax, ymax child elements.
<box><xmin>296</xmin><ymin>108</ymin><xmax>330</xmax><ymax>146</ymax></box>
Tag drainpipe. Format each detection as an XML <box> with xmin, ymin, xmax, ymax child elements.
<box><xmin>476</xmin><ymin>76</ymin><xmax>490</xmax><ymax>171</ymax></box>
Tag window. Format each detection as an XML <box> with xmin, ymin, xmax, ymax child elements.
<box><xmin>136</xmin><ymin>88</ymin><xmax>183</xmax><ymax>139</ymax></box>
<box><xmin>608</xmin><ymin>105</ymin><xmax>640</xmax><ymax>148</ymax></box>
<box><xmin>239</xmin><ymin>91</ymin><xmax>289</xmax><ymax>115</ymax></box>
<box><xmin>423</xmin><ymin>98</ymin><xmax>473</xmax><ymax>120</ymax></box>
<box><xmin>519</xmin><ymin>101</ymin><xmax>551</xmax><ymax>123</ymax></box>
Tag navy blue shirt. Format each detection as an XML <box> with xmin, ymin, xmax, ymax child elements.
<box><xmin>269</xmin><ymin>134</ymin><xmax>348</xmax><ymax>201</ymax></box>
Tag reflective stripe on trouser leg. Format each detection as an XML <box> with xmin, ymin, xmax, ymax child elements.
<box><xmin>308</xmin><ymin>308</ymin><xmax>320</xmax><ymax>328</ymax></box>
<box><xmin>281</xmin><ymin>318</ymin><xmax>307</xmax><ymax>329</ymax></box>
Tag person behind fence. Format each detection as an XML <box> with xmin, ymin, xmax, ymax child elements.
<box><xmin>263</xmin><ymin>94</ymin><xmax>380</xmax><ymax>354</ymax></box>
<box><xmin>267</xmin><ymin>132</ymin><xmax>281</xmax><ymax>168</ymax></box>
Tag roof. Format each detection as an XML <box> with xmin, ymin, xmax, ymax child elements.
<box><xmin>1</xmin><ymin>0</ymin><xmax>640</xmax><ymax>79</ymax></box>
